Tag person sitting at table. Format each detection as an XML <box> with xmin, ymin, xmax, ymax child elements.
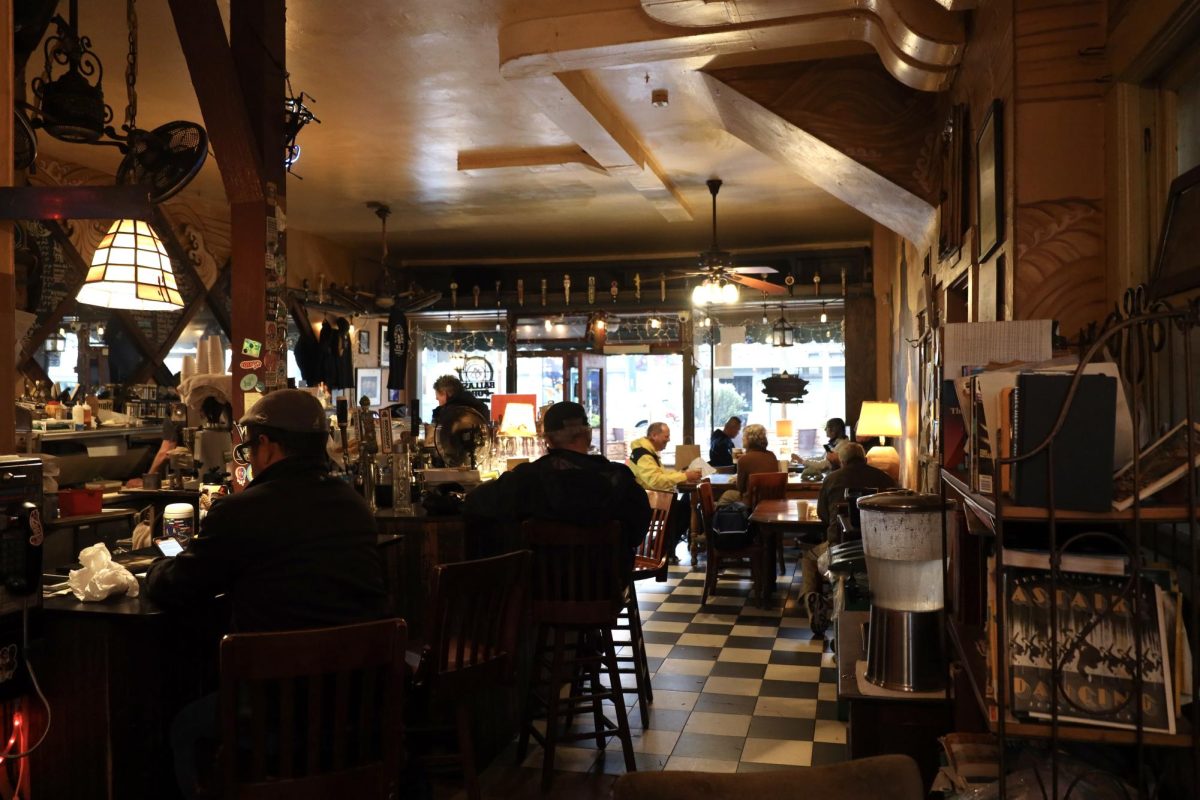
<box><xmin>793</xmin><ymin>417</ymin><xmax>850</xmax><ymax>475</ymax></box>
<box><xmin>708</xmin><ymin>415</ymin><xmax>742</xmax><ymax>468</ymax></box>
<box><xmin>145</xmin><ymin>389</ymin><xmax>387</xmax><ymax>799</ymax></box>
<box><xmin>735</xmin><ymin>423</ymin><xmax>779</xmax><ymax>495</ymax></box>
<box><xmin>463</xmin><ymin>401</ymin><xmax>650</xmax><ymax>556</ymax></box>
<box><xmin>816</xmin><ymin>441</ymin><xmax>896</xmax><ymax>530</ymax></box>
<box><xmin>629</xmin><ymin>422</ymin><xmax>700</xmax><ymax>563</ymax></box>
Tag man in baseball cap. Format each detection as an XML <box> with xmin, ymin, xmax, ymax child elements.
<box><xmin>464</xmin><ymin>401</ymin><xmax>650</xmax><ymax>555</ymax></box>
<box><xmin>148</xmin><ymin>389</ymin><xmax>387</xmax><ymax>795</ymax></box>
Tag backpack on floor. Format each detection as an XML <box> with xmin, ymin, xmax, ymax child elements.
<box><xmin>710</xmin><ymin>501</ymin><xmax>754</xmax><ymax>549</ymax></box>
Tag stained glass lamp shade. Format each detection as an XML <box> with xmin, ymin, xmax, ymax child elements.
<box><xmin>77</xmin><ymin>219</ymin><xmax>184</xmax><ymax>310</ymax></box>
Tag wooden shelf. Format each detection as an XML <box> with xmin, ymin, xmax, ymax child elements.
<box><xmin>947</xmin><ymin>620</ymin><xmax>1195</xmax><ymax>748</ymax></box>
<box><xmin>941</xmin><ymin>469</ymin><xmax>1199</xmax><ymax>527</ymax></box>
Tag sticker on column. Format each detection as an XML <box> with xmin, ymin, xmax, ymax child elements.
<box><xmin>241</xmin><ymin>338</ymin><xmax>262</xmax><ymax>357</ymax></box>
<box><xmin>239</xmin><ymin>373</ymin><xmax>259</xmax><ymax>391</ymax></box>
<box><xmin>239</xmin><ymin>359</ymin><xmax>263</xmax><ymax>370</ymax></box>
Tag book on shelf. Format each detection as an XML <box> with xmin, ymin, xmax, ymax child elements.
<box><xmin>1010</xmin><ymin>373</ymin><xmax>1117</xmax><ymax>512</ymax></box>
<box><xmin>1111</xmin><ymin>421</ymin><xmax>1200</xmax><ymax>511</ymax></box>
<box><xmin>999</xmin><ymin>547</ymin><xmax>1127</xmax><ymax>575</ymax></box>
<box><xmin>1005</xmin><ymin>567</ymin><xmax>1175</xmax><ymax>734</ymax></box>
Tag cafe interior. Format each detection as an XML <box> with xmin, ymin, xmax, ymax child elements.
<box><xmin>2</xmin><ymin>0</ymin><xmax>1200</xmax><ymax>798</ymax></box>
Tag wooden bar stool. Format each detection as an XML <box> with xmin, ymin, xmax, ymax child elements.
<box><xmin>613</xmin><ymin>489</ymin><xmax>672</xmax><ymax>722</ymax></box>
<box><xmin>517</xmin><ymin>519</ymin><xmax>637</xmax><ymax>791</ymax></box>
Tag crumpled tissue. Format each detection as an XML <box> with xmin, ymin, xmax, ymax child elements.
<box><xmin>68</xmin><ymin>543</ymin><xmax>140</xmax><ymax>601</ymax></box>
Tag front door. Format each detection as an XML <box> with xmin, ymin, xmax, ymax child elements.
<box><xmin>581</xmin><ymin>353</ymin><xmax>605</xmax><ymax>454</ymax></box>
<box><xmin>515</xmin><ymin>352</ymin><xmax>606</xmax><ymax>455</ymax></box>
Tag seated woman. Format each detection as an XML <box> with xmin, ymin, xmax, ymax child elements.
<box><xmin>717</xmin><ymin>423</ymin><xmax>778</xmax><ymax>505</ymax></box>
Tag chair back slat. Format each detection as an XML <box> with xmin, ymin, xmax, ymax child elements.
<box><xmin>220</xmin><ymin>618</ymin><xmax>406</xmax><ymax>799</ymax></box>
<box><xmin>522</xmin><ymin>519</ymin><xmax>625</xmax><ymax>625</ymax></box>
<box><xmin>636</xmin><ymin>489</ymin><xmax>673</xmax><ymax>561</ymax></box>
<box><xmin>423</xmin><ymin>550</ymin><xmax>530</xmax><ymax>690</ymax></box>
<box><xmin>746</xmin><ymin>471</ymin><xmax>788</xmax><ymax>509</ymax></box>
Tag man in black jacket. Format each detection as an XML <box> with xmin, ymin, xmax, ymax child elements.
<box><xmin>708</xmin><ymin>416</ymin><xmax>742</xmax><ymax>467</ymax></box>
<box><xmin>464</xmin><ymin>401</ymin><xmax>650</xmax><ymax>555</ymax></box>
<box><xmin>147</xmin><ymin>389</ymin><xmax>386</xmax><ymax>798</ymax></box>
<box><xmin>431</xmin><ymin>373</ymin><xmax>490</xmax><ymax>424</ymax></box>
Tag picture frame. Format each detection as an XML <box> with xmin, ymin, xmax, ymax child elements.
<box><xmin>357</xmin><ymin>328</ymin><xmax>370</xmax><ymax>355</ymax></box>
<box><xmin>379</xmin><ymin>322</ymin><xmax>390</xmax><ymax>367</ymax></box>
<box><xmin>938</xmin><ymin>103</ymin><xmax>968</xmax><ymax>262</ymax></box>
<box><xmin>356</xmin><ymin>368</ymin><xmax>382</xmax><ymax>407</ymax></box>
<box><xmin>1149</xmin><ymin>163</ymin><xmax>1200</xmax><ymax>300</ymax></box>
<box><xmin>976</xmin><ymin>99</ymin><xmax>1004</xmax><ymax>263</ymax></box>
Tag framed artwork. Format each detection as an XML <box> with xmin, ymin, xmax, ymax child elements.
<box><xmin>938</xmin><ymin>103</ymin><xmax>968</xmax><ymax>262</ymax></box>
<box><xmin>357</xmin><ymin>328</ymin><xmax>370</xmax><ymax>355</ymax></box>
<box><xmin>1149</xmin><ymin>163</ymin><xmax>1200</xmax><ymax>299</ymax></box>
<box><xmin>356</xmin><ymin>368</ymin><xmax>382</xmax><ymax>407</ymax></box>
<box><xmin>379</xmin><ymin>322</ymin><xmax>390</xmax><ymax>367</ymax></box>
<box><xmin>976</xmin><ymin>99</ymin><xmax>1004</xmax><ymax>263</ymax></box>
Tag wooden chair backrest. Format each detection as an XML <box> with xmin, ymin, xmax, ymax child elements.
<box><xmin>421</xmin><ymin>550</ymin><xmax>530</xmax><ymax>692</ymax></box>
<box><xmin>695</xmin><ymin>481</ymin><xmax>715</xmax><ymax>531</ymax></box>
<box><xmin>521</xmin><ymin>519</ymin><xmax>625</xmax><ymax>626</ymax></box>
<box><xmin>635</xmin><ymin>490</ymin><xmax>674</xmax><ymax>564</ymax></box>
<box><xmin>219</xmin><ymin>618</ymin><xmax>407</xmax><ymax>800</ymax></box>
<box><xmin>746</xmin><ymin>471</ymin><xmax>788</xmax><ymax>509</ymax></box>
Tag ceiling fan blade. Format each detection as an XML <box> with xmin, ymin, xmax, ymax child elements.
<box><xmin>728</xmin><ymin>266</ymin><xmax>776</xmax><ymax>275</ymax></box>
<box><xmin>730</xmin><ymin>274</ymin><xmax>788</xmax><ymax>294</ymax></box>
<box><xmin>663</xmin><ymin>271</ymin><xmax>706</xmax><ymax>282</ymax></box>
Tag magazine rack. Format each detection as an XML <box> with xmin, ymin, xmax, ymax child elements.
<box><xmin>940</xmin><ymin>287</ymin><xmax>1200</xmax><ymax>799</ymax></box>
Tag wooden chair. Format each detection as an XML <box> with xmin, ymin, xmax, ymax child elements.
<box><xmin>697</xmin><ymin>481</ymin><xmax>765</xmax><ymax>607</ymax></box>
<box><xmin>615</xmin><ymin>489</ymin><xmax>673</xmax><ymax>721</ymax></box>
<box><xmin>407</xmin><ymin>550</ymin><xmax>531</xmax><ymax>800</ymax></box>
<box><xmin>218</xmin><ymin>618</ymin><xmax>407</xmax><ymax>800</ymax></box>
<box><xmin>746</xmin><ymin>471</ymin><xmax>789</xmax><ymax>576</ymax></box>
<box><xmin>517</xmin><ymin>519</ymin><xmax>637</xmax><ymax>790</ymax></box>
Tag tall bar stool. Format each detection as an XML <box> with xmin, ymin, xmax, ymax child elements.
<box><xmin>746</xmin><ymin>471</ymin><xmax>789</xmax><ymax>575</ymax></box>
<box><xmin>517</xmin><ymin>519</ymin><xmax>637</xmax><ymax>790</ymax></box>
<box><xmin>614</xmin><ymin>489</ymin><xmax>673</xmax><ymax>721</ymax></box>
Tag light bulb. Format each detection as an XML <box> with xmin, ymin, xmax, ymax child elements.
<box><xmin>761</xmin><ymin>313</ymin><xmax>768</xmax><ymax>325</ymax></box>
<box><xmin>595</xmin><ymin>318</ymin><xmax>606</xmax><ymax>331</ymax></box>
<box><xmin>445</xmin><ymin>321</ymin><xmax>452</xmax><ymax>333</ymax></box>
<box><xmin>721</xmin><ymin>282</ymin><xmax>739</xmax><ymax>303</ymax></box>
<box><xmin>544</xmin><ymin>318</ymin><xmax>552</xmax><ymax>332</ymax></box>
<box><xmin>820</xmin><ymin>304</ymin><xmax>827</xmax><ymax>323</ymax></box>
<box><xmin>96</xmin><ymin>325</ymin><xmax>105</xmax><ymax>337</ymax></box>
<box><xmin>649</xmin><ymin>317</ymin><xmax>661</xmax><ymax>329</ymax></box>
<box><xmin>691</xmin><ymin>283</ymin><xmax>708</xmax><ymax>305</ymax></box>
<box><xmin>496</xmin><ymin>321</ymin><xmax>503</xmax><ymax>331</ymax></box>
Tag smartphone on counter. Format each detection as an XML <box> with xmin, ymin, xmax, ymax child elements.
<box><xmin>155</xmin><ymin>538</ymin><xmax>184</xmax><ymax>558</ymax></box>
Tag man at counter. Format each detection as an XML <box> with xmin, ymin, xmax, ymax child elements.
<box><xmin>463</xmin><ymin>401</ymin><xmax>650</xmax><ymax>554</ymax></box>
<box><xmin>795</xmin><ymin>417</ymin><xmax>850</xmax><ymax>475</ymax></box>
<box><xmin>629</xmin><ymin>422</ymin><xmax>700</xmax><ymax>564</ymax></box>
<box><xmin>431</xmin><ymin>373</ymin><xmax>490</xmax><ymax>424</ymax></box>
<box><xmin>146</xmin><ymin>389</ymin><xmax>386</xmax><ymax>798</ymax></box>
<box><xmin>708</xmin><ymin>415</ymin><xmax>742</xmax><ymax>468</ymax></box>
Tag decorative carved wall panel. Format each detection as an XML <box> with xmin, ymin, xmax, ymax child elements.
<box><xmin>1014</xmin><ymin>199</ymin><xmax>1107</xmax><ymax>339</ymax></box>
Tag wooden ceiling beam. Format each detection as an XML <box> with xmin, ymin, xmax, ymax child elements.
<box><xmin>166</xmin><ymin>0</ymin><xmax>265</xmax><ymax>205</ymax></box>
<box><xmin>699</xmin><ymin>73</ymin><xmax>935</xmax><ymax>246</ymax></box>
<box><xmin>457</xmin><ymin>145</ymin><xmax>605</xmax><ymax>174</ymax></box>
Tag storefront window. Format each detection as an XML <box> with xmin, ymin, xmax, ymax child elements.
<box><xmin>416</xmin><ymin>324</ymin><xmax>507</xmax><ymax>424</ymax></box>
<box><xmin>604</xmin><ymin>353</ymin><xmax>684</xmax><ymax>462</ymax></box>
<box><xmin>693</xmin><ymin>309</ymin><xmax>845</xmax><ymax>460</ymax></box>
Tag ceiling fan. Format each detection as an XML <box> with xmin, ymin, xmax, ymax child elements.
<box><xmin>669</xmin><ymin>178</ymin><xmax>788</xmax><ymax>304</ymax></box>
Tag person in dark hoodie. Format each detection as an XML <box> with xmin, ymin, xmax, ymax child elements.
<box><xmin>430</xmin><ymin>373</ymin><xmax>490</xmax><ymax>424</ymax></box>
<box><xmin>708</xmin><ymin>415</ymin><xmax>742</xmax><ymax>467</ymax></box>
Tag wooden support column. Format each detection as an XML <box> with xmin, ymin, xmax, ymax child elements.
<box><xmin>1</xmin><ymin>0</ymin><xmax>15</xmax><ymax>452</ymax></box>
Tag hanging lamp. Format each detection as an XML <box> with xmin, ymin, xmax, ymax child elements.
<box><xmin>77</xmin><ymin>219</ymin><xmax>183</xmax><ymax>310</ymax></box>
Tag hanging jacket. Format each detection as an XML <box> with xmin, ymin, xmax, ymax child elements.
<box><xmin>316</xmin><ymin>321</ymin><xmax>340</xmax><ymax>388</ymax></box>
<box><xmin>333</xmin><ymin>317</ymin><xmax>354</xmax><ymax>389</ymax></box>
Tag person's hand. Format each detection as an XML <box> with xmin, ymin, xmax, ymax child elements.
<box><xmin>684</xmin><ymin>469</ymin><xmax>703</xmax><ymax>482</ymax></box>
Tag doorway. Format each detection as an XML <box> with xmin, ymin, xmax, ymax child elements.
<box><xmin>515</xmin><ymin>352</ymin><xmax>606</xmax><ymax>453</ymax></box>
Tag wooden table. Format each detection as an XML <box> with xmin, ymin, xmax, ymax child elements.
<box><xmin>749</xmin><ymin>498</ymin><xmax>826</xmax><ymax>605</ymax></box>
<box><xmin>679</xmin><ymin>475</ymin><xmax>825</xmax><ymax>562</ymax></box>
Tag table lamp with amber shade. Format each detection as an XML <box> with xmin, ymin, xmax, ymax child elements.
<box><xmin>499</xmin><ymin>402</ymin><xmax>538</xmax><ymax>462</ymax></box>
<box><xmin>856</xmin><ymin>401</ymin><xmax>902</xmax><ymax>479</ymax></box>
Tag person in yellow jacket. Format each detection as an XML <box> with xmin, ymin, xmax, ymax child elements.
<box><xmin>628</xmin><ymin>422</ymin><xmax>702</xmax><ymax>563</ymax></box>
<box><xmin>629</xmin><ymin>422</ymin><xmax>702</xmax><ymax>490</ymax></box>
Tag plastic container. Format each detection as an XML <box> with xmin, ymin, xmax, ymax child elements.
<box><xmin>71</xmin><ymin>404</ymin><xmax>87</xmax><ymax>430</ymax></box>
<box><xmin>163</xmin><ymin>503</ymin><xmax>195</xmax><ymax>542</ymax></box>
<box><xmin>58</xmin><ymin>488</ymin><xmax>103</xmax><ymax>516</ymax></box>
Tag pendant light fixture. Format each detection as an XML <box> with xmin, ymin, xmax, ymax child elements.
<box><xmin>77</xmin><ymin>219</ymin><xmax>183</xmax><ymax>310</ymax></box>
<box><xmin>771</xmin><ymin>305</ymin><xmax>794</xmax><ymax>347</ymax></box>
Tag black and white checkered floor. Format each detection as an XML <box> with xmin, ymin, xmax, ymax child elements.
<box><xmin>461</xmin><ymin>550</ymin><xmax>847</xmax><ymax>797</ymax></box>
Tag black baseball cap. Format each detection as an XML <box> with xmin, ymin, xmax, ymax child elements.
<box><xmin>542</xmin><ymin>401</ymin><xmax>589</xmax><ymax>432</ymax></box>
<box><xmin>238</xmin><ymin>389</ymin><xmax>329</xmax><ymax>433</ymax></box>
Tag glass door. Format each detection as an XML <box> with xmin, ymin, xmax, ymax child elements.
<box><xmin>581</xmin><ymin>353</ymin><xmax>605</xmax><ymax>454</ymax></box>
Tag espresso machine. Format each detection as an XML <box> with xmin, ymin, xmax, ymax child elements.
<box><xmin>858</xmin><ymin>492</ymin><xmax>956</xmax><ymax>692</ymax></box>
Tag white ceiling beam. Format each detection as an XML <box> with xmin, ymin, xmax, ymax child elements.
<box><xmin>699</xmin><ymin>72</ymin><xmax>935</xmax><ymax>245</ymax></box>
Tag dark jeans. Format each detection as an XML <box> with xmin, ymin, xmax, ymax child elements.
<box><xmin>170</xmin><ymin>691</ymin><xmax>218</xmax><ymax>799</ymax></box>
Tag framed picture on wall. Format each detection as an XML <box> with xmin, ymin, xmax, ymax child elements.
<box><xmin>357</xmin><ymin>328</ymin><xmax>370</xmax><ymax>355</ymax></box>
<box><xmin>357</xmin><ymin>368</ymin><xmax>382</xmax><ymax>407</ymax></box>
<box><xmin>976</xmin><ymin>99</ymin><xmax>1004</xmax><ymax>263</ymax></box>
<box><xmin>379</xmin><ymin>322</ymin><xmax>390</xmax><ymax>367</ymax></box>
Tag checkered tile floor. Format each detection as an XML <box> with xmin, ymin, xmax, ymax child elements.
<box><xmin>459</xmin><ymin>547</ymin><xmax>847</xmax><ymax>797</ymax></box>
